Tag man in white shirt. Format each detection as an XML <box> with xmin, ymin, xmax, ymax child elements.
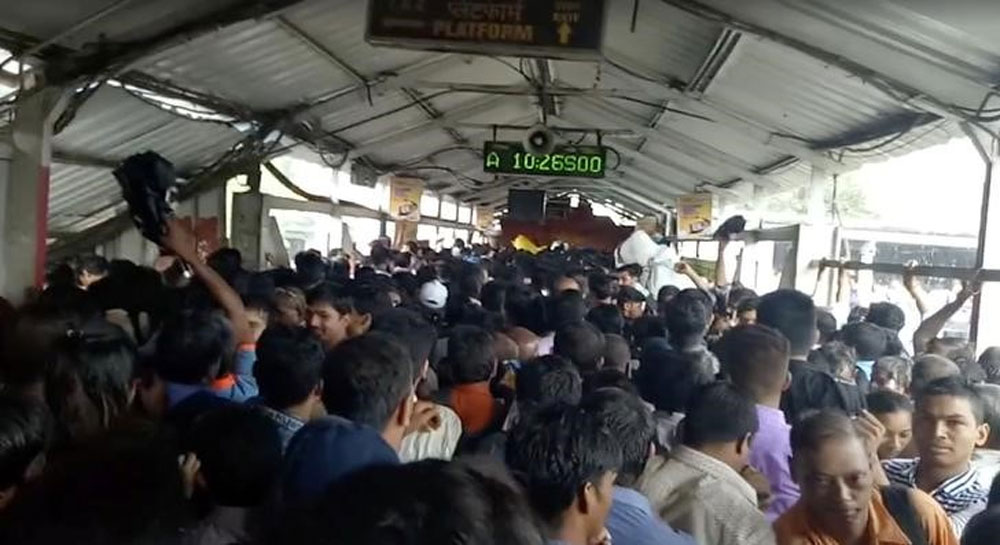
<box><xmin>616</xmin><ymin>217</ymin><xmax>693</xmax><ymax>295</ymax></box>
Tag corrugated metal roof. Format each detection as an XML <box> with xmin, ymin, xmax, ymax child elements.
<box><xmin>3</xmin><ymin>0</ymin><xmax>994</xmax><ymax>241</ymax></box>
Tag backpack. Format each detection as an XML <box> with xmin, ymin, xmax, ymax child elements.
<box><xmin>882</xmin><ymin>486</ymin><xmax>929</xmax><ymax>545</ymax></box>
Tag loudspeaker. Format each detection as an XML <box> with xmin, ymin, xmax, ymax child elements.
<box><xmin>523</xmin><ymin>124</ymin><xmax>556</xmax><ymax>156</ymax></box>
<box><xmin>508</xmin><ymin>189</ymin><xmax>546</xmax><ymax>222</ymax></box>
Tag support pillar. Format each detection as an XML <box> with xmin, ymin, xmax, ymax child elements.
<box><xmin>230</xmin><ymin>164</ymin><xmax>265</xmax><ymax>270</ymax></box>
<box><xmin>1</xmin><ymin>87</ymin><xmax>68</xmax><ymax>302</ymax></box>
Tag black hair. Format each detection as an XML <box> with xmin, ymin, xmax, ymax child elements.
<box><xmin>617</xmin><ymin>286</ymin><xmax>647</xmax><ymax>305</ymax></box>
<box><xmin>322</xmin><ymin>333</ymin><xmax>414</xmax><ymax>431</ymax></box>
<box><xmin>790</xmin><ymin>410</ymin><xmax>866</xmax><ymax>458</ymax></box>
<box><xmin>47</xmin><ymin>319</ymin><xmax>136</xmax><ymax>442</ymax></box>
<box><xmin>254</xmin><ymin>325</ymin><xmax>324</xmax><ymax>410</ymax></box>
<box><xmin>505</xmin><ymin>285</ymin><xmax>547</xmax><ymax>334</ymax></box>
<box><xmin>586</xmin><ymin>304</ymin><xmax>624</xmax><ymax>335</ymax></box>
<box><xmin>636</xmin><ymin>339</ymin><xmax>715</xmax><ymax>413</ymax></box>
<box><xmin>272</xmin><ymin>458</ymin><xmax>544</xmax><ymax>545</ymax></box>
<box><xmin>78</xmin><ymin>255</ymin><xmax>109</xmax><ymax>277</ymax></box>
<box><xmin>349</xmin><ymin>280</ymin><xmax>395</xmax><ymax>318</ymax></box>
<box><xmin>441</xmin><ymin>325</ymin><xmax>495</xmax><ymax>385</ymax></box>
<box><xmin>516</xmin><ymin>355</ymin><xmax>583</xmax><ymax>409</ymax></box>
<box><xmin>915</xmin><ymin>376</ymin><xmax>986</xmax><ymax>425</ymax></box>
<box><xmin>189</xmin><ymin>406</ymin><xmax>282</xmax><ymax>507</ymax></box>
<box><xmin>554</xmin><ymin>322</ymin><xmax>606</xmax><ymax>374</ymax></box>
<box><xmin>631</xmin><ymin>316</ymin><xmax>667</xmax><ymax>346</ymax></box>
<box><xmin>392</xmin><ymin>272</ymin><xmax>418</xmax><ymax>304</ymax></box>
<box><xmin>809</xmin><ymin>341</ymin><xmax>857</xmax><ymax>378</ymax></box>
<box><xmin>866</xmin><ymin>389</ymin><xmax>913</xmax><ymax>415</ymax></box>
<box><xmin>602</xmin><ymin>334</ymin><xmax>631</xmax><ymax>373</ymax></box>
<box><xmin>480</xmin><ymin>281</ymin><xmax>509</xmax><ymax>315</ymax></box>
<box><xmin>838</xmin><ymin>322</ymin><xmax>889</xmax><ymax>361</ymax></box>
<box><xmin>295</xmin><ymin>252</ymin><xmax>327</xmax><ymax>289</ymax></box>
<box><xmin>154</xmin><ymin>311</ymin><xmax>233</xmax><ymax>385</ymax></box>
<box><xmin>0</xmin><ymin>424</ymin><xmax>191</xmax><ymax>545</ymax></box>
<box><xmin>682</xmin><ymin>382</ymin><xmax>758</xmax><ymax>447</ymax></box>
<box><xmin>911</xmin><ymin>354</ymin><xmax>961</xmax><ymax>393</ymax></box>
<box><xmin>506</xmin><ymin>404</ymin><xmax>621</xmax><ymax>528</ymax></box>
<box><xmin>547</xmin><ymin>290</ymin><xmax>588</xmax><ymax>330</ymax></box>
<box><xmin>873</xmin><ymin>356</ymin><xmax>912</xmax><ymax>391</ymax></box>
<box><xmin>866</xmin><ymin>302</ymin><xmax>905</xmax><ymax>332</ymax></box>
<box><xmin>979</xmin><ymin>347</ymin><xmax>1000</xmax><ymax>386</ymax></box>
<box><xmin>370</xmin><ymin>308</ymin><xmax>437</xmax><ymax>377</ymax></box>
<box><xmin>583</xmin><ymin>368</ymin><xmax>638</xmax><ymax>397</ymax></box>
<box><xmin>717</xmin><ymin>324</ymin><xmax>790</xmax><ymax>399</ymax></box>
<box><xmin>616</xmin><ymin>264</ymin><xmax>642</xmax><ymax>278</ymax></box>
<box><xmin>656</xmin><ymin>285</ymin><xmax>680</xmax><ymax>309</ymax></box>
<box><xmin>727</xmin><ymin>287</ymin><xmax>758</xmax><ymax>312</ymax></box>
<box><xmin>306</xmin><ymin>282</ymin><xmax>352</xmax><ymax>314</ymax></box>
<box><xmin>815</xmin><ymin>309</ymin><xmax>838</xmax><ymax>344</ymax></box>
<box><xmin>756</xmin><ymin>289</ymin><xmax>817</xmax><ymax>355</ymax></box>
<box><xmin>208</xmin><ymin>248</ymin><xmax>243</xmax><ymax>282</ymax></box>
<box><xmin>588</xmin><ymin>273</ymin><xmax>618</xmax><ymax>302</ymax></box>
<box><xmin>963</xmin><ymin>508</ymin><xmax>1000</xmax><ymax>545</ymax></box>
<box><xmin>0</xmin><ymin>396</ymin><xmax>50</xmax><ymax>489</ymax></box>
<box><xmin>581</xmin><ymin>388</ymin><xmax>654</xmax><ymax>487</ymax></box>
<box><xmin>663</xmin><ymin>289</ymin><xmax>712</xmax><ymax>347</ymax></box>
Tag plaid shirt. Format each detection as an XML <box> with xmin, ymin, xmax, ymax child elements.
<box><xmin>883</xmin><ymin>458</ymin><xmax>988</xmax><ymax>536</ymax></box>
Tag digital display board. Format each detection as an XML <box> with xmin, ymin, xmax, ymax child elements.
<box><xmin>483</xmin><ymin>141</ymin><xmax>607</xmax><ymax>179</ymax></box>
<box><xmin>367</xmin><ymin>0</ymin><xmax>605</xmax><ymax>60</ymax></box>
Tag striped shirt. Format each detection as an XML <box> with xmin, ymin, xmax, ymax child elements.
<box><xmin>882</xmin><ymin>458</ymin><xmax>987</xmax><ymax>536</ymax></box>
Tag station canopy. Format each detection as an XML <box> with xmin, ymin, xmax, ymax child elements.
<box><xmin>1</xmin><ymin>0</ymin><xmax>998</xmax><ymax>244</ymax></box>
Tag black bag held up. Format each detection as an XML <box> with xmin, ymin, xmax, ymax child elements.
<box><xmin>113</xmin><ymin>151</ymin><xmax>177</xmax><ymax>244</ymax></box>
<box><xmin>713</xmin><ymin>215</ymin><xmax>746</xmax><ymax>241</ymax></box>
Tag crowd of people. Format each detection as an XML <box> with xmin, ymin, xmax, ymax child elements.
<box><xmin>1</xmin><ymin>216</ymin><xmax>1000</xmax><ymax>545</ymax></box>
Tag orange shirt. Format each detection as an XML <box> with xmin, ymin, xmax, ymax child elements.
<box><xmin>449</xmin><ymin>382</ymin><xmax>497</xmax><ymax>434</ymax></box>
<box><xmin>774</xmin><ymin>488</ymin><xmax>958</xmax><ymax>545</ymax></box>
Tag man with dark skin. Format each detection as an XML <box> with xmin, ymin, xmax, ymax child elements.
<box><xmin>776</xmin><ymin>411</ymin><xmax>956</xmax><ymax>545</ymax></box>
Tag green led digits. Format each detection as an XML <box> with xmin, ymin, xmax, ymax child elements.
<box><xmin>483</xmin><ymin>142</ymin><xmax>607</xmax><ymax>179</ymax></box>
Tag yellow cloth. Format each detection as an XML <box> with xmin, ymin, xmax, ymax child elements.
<box><xmin>512</xmin><ymin>234</ymin><xmax>544</xmax><ymax>254</ymax></box>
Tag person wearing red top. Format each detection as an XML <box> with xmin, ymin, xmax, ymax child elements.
<box><xmin>439</xmin><ymin>325</ymin><xmax>503</xmax><ymax>435</ymax></box>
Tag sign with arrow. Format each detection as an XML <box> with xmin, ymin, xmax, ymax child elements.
<box><xmin>367</xmin><ymin>0</ymin><xmax>605</xmax><ymax>60</ymax></box>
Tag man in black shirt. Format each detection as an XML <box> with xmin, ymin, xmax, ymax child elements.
<box><xmin>757</xmin><ymin>290</ymin><xmax>864</xmax><ymax>423</ymax></box>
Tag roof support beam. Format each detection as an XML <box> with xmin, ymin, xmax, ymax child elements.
<box><xmin>658</xmin><ymin>0</ymin><xmax>996</xmax><ymax>138</ymax></box>
<box><xmin>45</xmin><ymin>0</ymin><xmax>312</xmax><ymax>84</ymax></box>
<box><xmin>275</xmin><ymin>16</ymin><xmax>366</xmax><ymax>85</ymax></box>
<box><xmin>347</xmin><ymin>95</ymin><xmax>509</xmax><ymax>158</ymax></box>
<box><xmin>573</xmin><ymin>96</ymin><xmax>779</xmax><ymax>188</ymax></box>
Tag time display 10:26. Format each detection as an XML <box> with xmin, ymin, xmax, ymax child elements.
<box><xmin>483</xmin><ymin>142</ymin><xmax>607</xmax><ymax>179</ymax></box>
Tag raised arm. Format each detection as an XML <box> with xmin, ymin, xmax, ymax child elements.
<box><xmin>714</xmin><ymin>239</ymin><xmax>730</xmax><ymax>288</ymax></box>
<box><xmin>675</xmin><ymin>260</ymin><xmax>713</xmax><ymax>294</ymax></box>
<box><xmin>912</xmin><ymin>272</ymin><xmax>981</xmax><ymax>355</ymax></box>
<box><xmin>161</xmin><ymin>218</ymin><xmax>254</xmax><ymax>346</ymax></box>
<box><xmin>902</xmin><ymin>262</ymin><xmax>929</xmax><ymax>317</ymax></box>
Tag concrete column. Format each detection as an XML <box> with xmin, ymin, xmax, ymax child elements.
<box><xmin>231</xmin><ymin>192</ymin><xmax>264</xmax><ymax>271</ymax></box>
<box><xmin>1</xmin><ymin>87</ymin><xmax>68</xmax><ymax>301</ymax></box>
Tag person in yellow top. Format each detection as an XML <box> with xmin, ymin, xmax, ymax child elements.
<box><xmin>775</xmin><ymin>410</ymin><xmax>957</xmax><ymax>545</ymax></box>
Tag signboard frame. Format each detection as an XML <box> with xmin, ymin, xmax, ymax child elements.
<box><xmin>483</xmin><ymin>140</ymin><xmax>608</xmax><ymax>179</ymax></box>
<box><xmin>366</xmin><ymin>0</ymin><xmax>607</xmax><ymax>60</ymax></box>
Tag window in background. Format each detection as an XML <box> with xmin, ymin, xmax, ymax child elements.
<box><xmin>458</xmin><ymin>205</ymin><xmax>472</xmax><ymax>224</ymax></box>
<box><xmin>420</xmin><ymin>193</ymin><xmax>440</xmax><ymax>217</ymax></box>
<box><xmin>268</xmin><ymin>209</ymin><xmax>341</xmax><ymax>258</ymax></box>
<box><xmin>440</xmin><ymin>198</ymin><xmax>458</xmax><ymax>221</ymax></box>
<box><xmin>416</xmin><ymin>223</ymin><xmax>438</xmax><ymax>243</ymax></box>
<box><xmin>341</xmin><ymin>216</ymin><xmax>382</xmax><ymax>256</ymax></box>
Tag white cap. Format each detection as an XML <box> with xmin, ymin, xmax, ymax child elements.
<box><xmin>419</xmin><ymin>279</ymin><xmax>448</xmax><ymax>310</ymax></box>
